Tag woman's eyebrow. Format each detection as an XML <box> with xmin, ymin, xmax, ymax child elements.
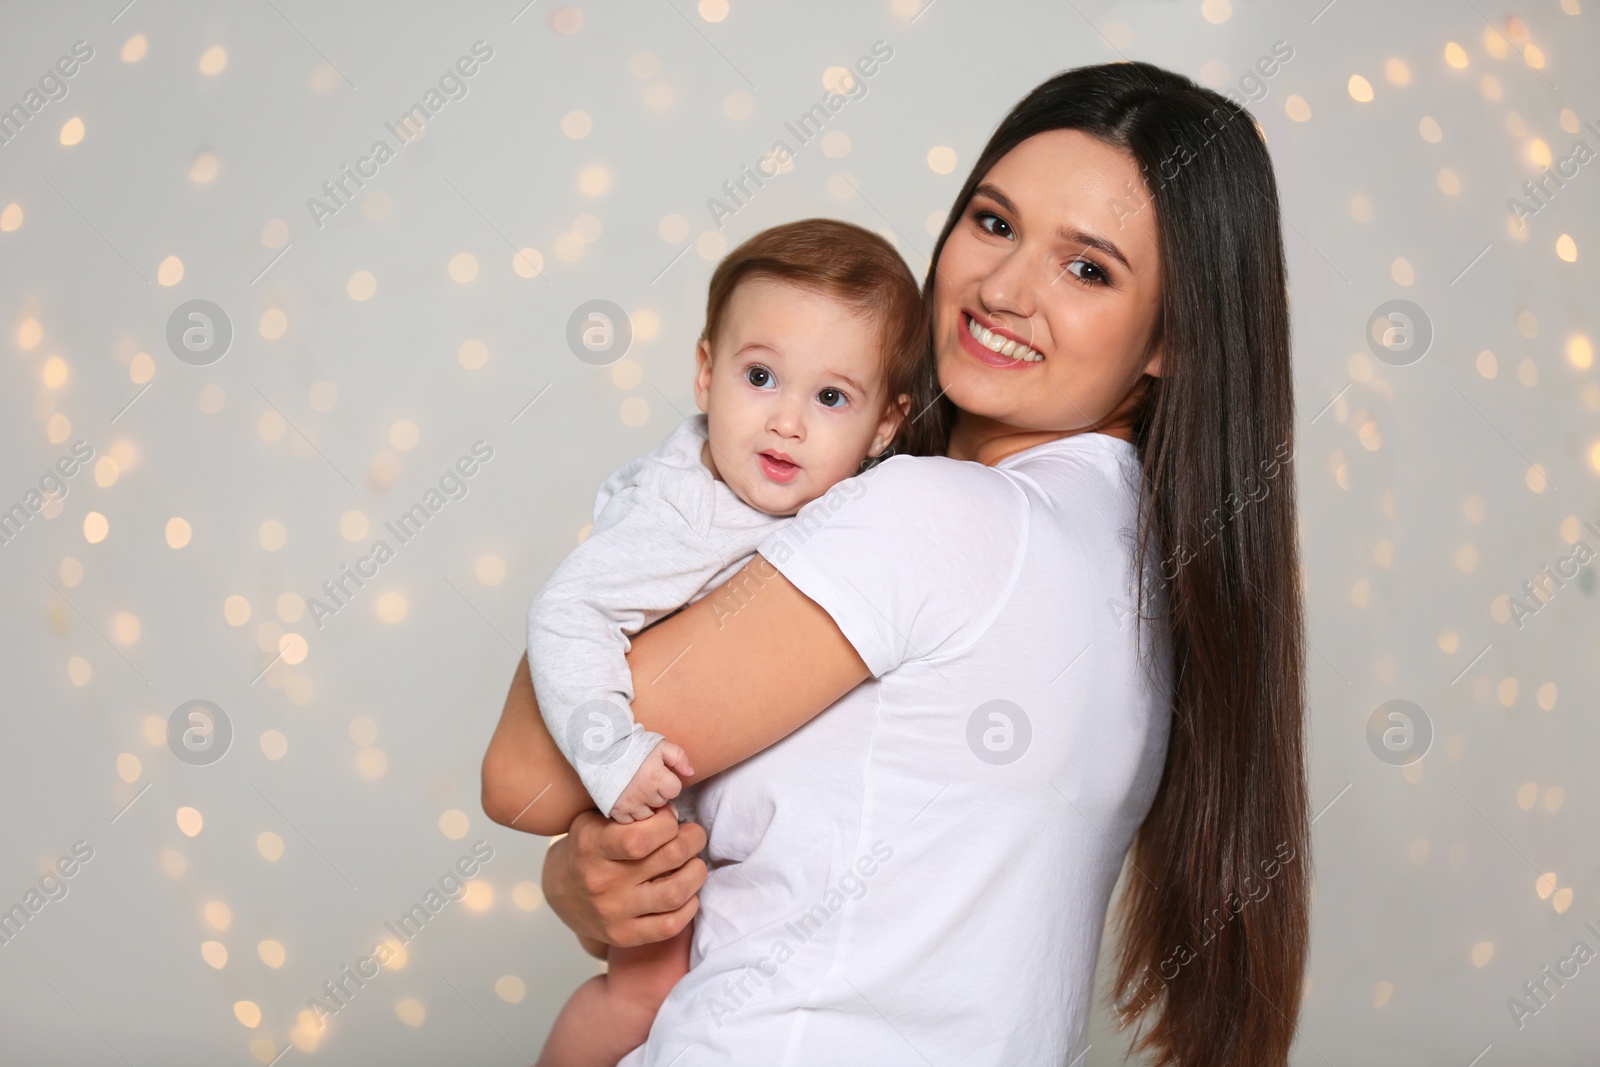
<box><xmin>972</xmin><ymin>182</ymin><xmax>1132</xmax><ymax>273</ymax></box>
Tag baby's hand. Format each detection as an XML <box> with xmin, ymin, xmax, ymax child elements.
<box><xmin>609</xmin><ymin>741</ymin><xmax>695</xmax><ymax>824</ymax></box>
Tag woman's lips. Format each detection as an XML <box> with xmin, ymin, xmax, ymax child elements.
<box><xmin>758</xmin><ymin>452</ymin><xmax>800</xmax><ymax>483</ymax></box>
<box><xmin>959</xmin><ymin>312</ymin><xmax>1041</xmax><ymax>370</ymax></box>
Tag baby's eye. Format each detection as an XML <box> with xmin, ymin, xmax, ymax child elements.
<box><xmin>745</xmin><ymin>365</ymin><xmax>774</xmax><ymax>388</ymax></box>
<box><xmin>817</xmin><ymin>387</ymin><xmax>848</xmax><ymax>409</ymax></box>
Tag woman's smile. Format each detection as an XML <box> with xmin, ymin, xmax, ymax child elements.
<box><xmin>959</xmin><ymin>311</ymin><xmax>1046</xmax><ymax>369</ymax></box>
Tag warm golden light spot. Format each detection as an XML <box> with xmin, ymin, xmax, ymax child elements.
<box><xmin>356</xmin><ymin>747</ymin><xmax>388</xmax><ymax>779</ymax></box>
<box><xmin>926</xmin><ymin>146</ymin><xmax>958</xmax><ymax>174</ymax></box>
<box><xmin>1554</xmin><ymin>887</ymin><xmax>1573</xmax><ymax>913</ymax></box>
<box><xmin>234</xmin><ymin>1001</ymin><xmax>261</xmax><ymax>1029</ymax></box>
<box><xmin>1525</xmin><ymin>465</ymin><xmax>1548</xmax><ymax>492</ymax></box>
<box><xmin>259</xmin><ymin>730</ymin><xmax>288</xmax><ymax>761</ymax></box>
<box><xmin>822</xmin><ymin>66</ymin><xmax>856</xmax><ymax>95</ymax></box>
<box><xmin>1518</xmin><ymin>357</ymin><xmax>1538</xmax><ymax>384</ymax></box>
<box><xmin>722</xmin><ymin>91</ymin><xmax>753</xmax><ymax>120</ymax></box>
<box><xmin>1471</xmin><ymin>942</ymin><xmax>1494</xmax><ymax>967</ymax></box>
<box><xmin>475</xmin><ymin>555</ymin><xmax>507</xmax><ymax>586</ymax></box>
<box><xmin>117</xmin><ymin>753</ymin><xmax>141</xmax><ymax>783</ymax></box>
<box><xmin>1347</xmin><ymin>75</ymin><xmax>1374</xmax><ymax>102</ymax></box>
<box><xmin>94</xmin><ymin>456</ymin><xmax>120</xmax><ymax>487</ymax></box>
<box><xmin>1349</xmin><ymin>195</ymin><xmax>1373</xmax><ymax>222</ymax></box>
<box><xmin>121</xmin><ymin>34</ymin><xmax>148</xmax><ymax>62</ymax></box>
<box><xmin>578</xmin><ymin>164</ymin><xmax>611</xmax><ymax>196</ymax></box>
<box><xmin>462</xmin><ymin>880</ymin><xmax>493</xmax><ymax>911</ymax></box>
<box><xmin>560</xmin><ymin>110</ymin><xmax>592</xmax><ymax>139</ymax></box>
<box><xmin>59</xmin><ymin>556</ymin><xmax>83</xmax><ymax>588</ymax></box>
<box><xmin>1454</xmin><ymin>544</ymin><xmax>1477</xmax><ymax>573</ymax></box>
<box><xmin>698</xmin><ymin>0</ymin><xmax>729</xmax><ymax>21</ymax></box>
<box><xmin>259</xmin><ymin>308</ymin><xmax>287</xmax><ymax>339</ymax></box>
<box><xmin>1390</xmin><ymin>258</ymin><xmax>1414</xmax><ymax>285</ymax></box>
<box><xmin>160</xmin><ymin>848</ymin><xmax>186</xmax><ymax>878</ymax></box>
<box><xmin>375</xmin><ymin>592</ymin><xmax>408</xmax><ymax>624</ymax></box>
<box><xmin>130</xmin><ymin>352</ymin><xmax>154</xmax><ymax>383</ymax></box>
<box><xmin>347</xmin><ymin>270</ymin><xmax>377</xmax><ymax>300</ymax></box>
<box><xmin>1490</xmin><ymin>596</ymin><xmax>1511</xmax><ymax>624</ymax></box>
<box><xmin>157</xmin><ymin>255</ymin><xmax>184</xmax><ymax>286</ymax></box>
<box><xmin>1373</xmin><ymin>981</ymin><xmax>1394</xmax><ymax>1008</ymax></box>
<box><xmin>1498</xmin><ymin>677</ymin><xmax>1518</xmax><ymax>706</ymax></box>
<box><xmin>59</xmin><ymin>116</ymin><xmax>85</xmax><ymax>146</ymax></box>
<box><xmin>396</xmin><ymin>999</ymin><xmax>426</xmax><ymax>1026</ymax></box>
<box><xmin>1385</xmin><ymin>58</ymin><xmax>1411</xmax><ymax>84</ymax></box>
<box><xmin>199</xmin><ymin>46</ymin><xmax>228</xmax><ymax>74</ymax></box>
<box><xmin>820</xmin><ymin>130</ymin><xmax>851</xmax><ymax>159</ymax></box>
<box><xmin>1536</xmin><ymin>872</ymin><xmax>1557</xmax><ymax>899</ymax></box>
<box><xmin>696</xmin><ymin>231</ymin><xmax>727</xmax><ymax>260</ymax></box>
<box><xmin>1437</xmin><ymin>629</ymin><xmax>1458</xmax><ymax>654</ymax></box>
<box><xmin>1201</xmin><ymin>0</ymin><xmax>1231</xmax><ymax>22</ymax></box>
<box><xmin>448</xmin><ymin>252</ymin><xmax>479</xmax><ymax>282</ymax></box>
<box><xmin>1284</xmin><ymin>95</ymin><xmax>1311</xmax><ymax>122</ymax></box>
<box><xmin>379</xmin><ymin>938</ymin><xmax>408</xmax><ymax>970</ymax></box>
<box><xmin>223</xmin><ymin>595</ymin><xmax>251</xmax><ymax>626</ymax></box>
<box><xmin>1479</xmin><ymin>74</ymin><xmax>1503</xmax><ymax>100</ymax></box>
<box><xmin>257</xmin><ymin>831</ymin><xmax>284</xmax><ymax>861</ymax></box>
<box><xmin>389</xmin><ymin>420</ymin><xmax>420</xmax><ymax>451</ymax></box>
<box><xmin>113</xmin><ymin>611</ymin><xmax>141</xmax><ymax>645</ymax></box>
<box><xmin>201</xmin><ymin>941</ymin><xmax>228</xmax><ymax>968</ymax></box>
<box><xmin>620</xmin><ymin>396</ymin><xmax>651</xmax><ymax>427</ymax></box>
<box><xmin>513</xmin><ymin>881</ymin><xmax>544</xmax><ymax>911</ymax></box>
<box><xmin>495</xmin><ymin>975</ymin><xmax>526</xmax><ymax>1003</ymax></box>
<box><xmin>573</xmin><ymin>213</ymin><xmax>603</xmax><ymax>243</ymax></box>
<box><xmin>278</xmin><ymin>632</ymin><xmax>308</xmax><ymax>666</ymax></box>
<box><xmin>1567</xmin><ymin>335</ymin><xmax>1593</xmax><ymax>369</ymax></box>
<box><xmin>439</xmin><ymin>809</ymin><xmax>470</xmax><ymax>840</ymax></box>
<box><xmin>1444</xmin><ymin>42</ymin><xmax>1468</xmax><ymax>68</ymax></box>
<box><xmin>42</xmin><ymin>355</ymin><xmax>69</xmax><ymax>389</ymax></box>
<box><xmin>632</xmin><ymin>308</ymin><xmax>660</xmax><ymax>341</ymax></box>
<box><xmin>1484</xmin><ymin>27</ymin><xmax>1509</xmax><ymax>57</ymax></box>
<box><xmin>0</xmin><ymin>202</ymin><xmax>22</xmax><ymax>232</ymax></box>
<box><xmin>611</xmin><ymin>359</ymin><xmax>644</xmax><ymax>390</ymax></box>
<box><xmin>1556</xmin><ymin>234</ymin><xmax>1578</xmax><ymax>262</ymax></box>
<box><xmin>17</xmin><ymin>316</ymin><xmax>41</xmax><ymax>348</ymax></box>
<box><xmin>1437</xmin><ymin>168</ymin><xmax>1460</xmax><ymax>195</ymax></box>
<box><xmin>339</xmin><ymin>511</ymin><xmax>369</xmax><ymax>542</ymax></box>
<box><xmin>363</xmin><ymin>190</ymin><xmax>393</xmax><ymax>220</ymax></box>
<box><xmin>258</xmin><ymin>520</ymin><xmax>286</xmax><ymax>551</ymax></box>
<box><xmin>642</xmin><ymin>82</ymin><xmax>674</xmax><ymax>110</ymax></box>
<box><xmin>143</xmin><ymin>715</ymin><xmax>166</xmax><ymax>746</ymax></box>
<box><xmin>349</xmin><ymin>717</ymin><xmax>378</xmax><ymax>747</ymax></box>
<box><xmin>260</xmin><ymin>217</ymin><xmax>288</xmax><ymax>248</ymax></box>
<box><xmin>83</xmin><ymin>511</ymin><xmax>109</xmax><ymax>544</ymax></box>
<box><xmin>190</xmin><ymin>152</ymin><xmax>219</xmax><ymax>183</ymax></box>
<box><xmin>176</xmin><ymin>806</ymin><xmax>204</xmax><ymax>837</ymax></box>
<box><xmin>1538</xmin><ymin>682</ymin><xmax>1558</xmax><ymax>710</ymax></box>
<box><xmin>553</xmin><ymin>232</ymin><xmax>585</xmax><ymax>262</ymax></box>
<box><xmin>258</xmin><ymin>940</ymin><xmax>286</xmax><ymax>968</ymax></box>
<box><xmin>1529</xmin><ymin>139</ymin><xmax>1552</xmax><ymax>168</ymax></box>
<box><xmin>1544</xmin><ymin>785</ymin><xmax>1565</xmax><ymax>812</ymax></box>
<box><xmin>1523</xmin><ymin>43</ymin><xmax>1545</xmax><ymax>69</ymax></box>
<box><xmin>199</xmin><ymin>383</ymin><xmax>226</xmax><ymax>414</ymax></box>
<box><xmin>66</xmin><ymin>658</ymin><xmax>91</xmax><ymax>689</ymax></box>
<box><xmin>306</xmin><ymin>382</ymin><xmax>337</xmax><ymax>414</ymax></box>
<box><xmin>512</xmin><ymin>247</ymin><xmax>544</xmax><ymax>278</ymax></box>
<box><xmin>1476</xmin><ymin>350</ymin><xmax>1497</xmax><ymax>378</ymax></box>
<box><xmin>1358</xmin><ymin>420</ymin><xmax>1382</xmax><ymax>451</ymax></box>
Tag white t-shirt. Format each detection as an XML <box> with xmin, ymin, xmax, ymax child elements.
<box><xmin>618</xmin><ymin>433</ymin><xmax>1174</xmax><ymax>1066</ymax></box>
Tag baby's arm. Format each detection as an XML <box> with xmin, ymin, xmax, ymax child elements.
<box><xmin>527</xmin><ymin>482</ymin><xmax>734</xmax><ymax>821</ymax></box>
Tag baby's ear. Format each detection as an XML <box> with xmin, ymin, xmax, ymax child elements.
<box><xmin>692</xmin><ymin>338</ymin><xmax>713</xmax><ymax>413</ymax></box>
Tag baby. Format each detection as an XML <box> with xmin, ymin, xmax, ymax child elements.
<box><xmin>526</xmin><ymin>217</ymin><xmax>927</xmax><ymax>1066</ymax></box>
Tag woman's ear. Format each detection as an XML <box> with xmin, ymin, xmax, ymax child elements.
<box><xmin>869</xmin><ymin>393</ymin><xmax>911</xmax><ymax>457</ymax></box>
<box><xmin>1141</xmin><ymin>341</ymin><xmax>1163</xmax><ymax>379</ymax></box>
<box><xmin>693</xmin><ymin>337</ymin><xmax>713</xmax><ymax>414</ymax></box>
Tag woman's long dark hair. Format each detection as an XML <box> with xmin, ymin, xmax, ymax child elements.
<box><xmin>912</xmin><ymin>63</ymin><xmax>1310</xmax><ymax>1066</ymax></box>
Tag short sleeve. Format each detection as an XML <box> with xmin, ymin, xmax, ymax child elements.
<box><xmin>756</xmin><ymin>455</ymin><xmax>1028</xmax><ymax>677</ymax></box>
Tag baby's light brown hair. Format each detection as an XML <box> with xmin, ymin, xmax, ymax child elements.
<box><xmin>700</xmin><ymin>218</ymin><xmax>931</xmax><ymax>459</ymax></box>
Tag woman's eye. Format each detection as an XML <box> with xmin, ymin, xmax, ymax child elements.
<box><xmin>745</xmin><ymin>365</ymin><xmax>774</xmax><ymax>388</ymax></box>
<box><xmin>1063</xmin><ymin>257</ymin><xmax>1108</xmax><ymax>287</ymax></box>
<box><xmin>974</xmin><ymin>210</ymin><xmax>1013</xmax><ymax>240</ymax></box>
<box><xmin>817</xmin><ymin>387</ymin><xmax>847</xmax><ymax>409</ymax></box>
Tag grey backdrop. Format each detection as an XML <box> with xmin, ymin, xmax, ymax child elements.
<box><xmin>1</xmin><ymin>0</ymin><xmax>1596</xmax><ymax>1064</ymax></box>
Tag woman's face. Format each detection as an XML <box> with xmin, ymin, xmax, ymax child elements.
<box><xmin>932</xmin><ymin>129</ymin><xmax>1164</xmax><ymax>435</ymax></box>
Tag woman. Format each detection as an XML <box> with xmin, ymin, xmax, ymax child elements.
<box><xmin>484</xmin><ymin>61</ymin><xmax>1310</xmax><ymax>1067</ymax></box>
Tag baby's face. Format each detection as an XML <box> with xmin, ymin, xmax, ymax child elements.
<box><xmin>693</xmin><ymin>276</ymin><xmax>906</xmax><ymax>517</ymax></box>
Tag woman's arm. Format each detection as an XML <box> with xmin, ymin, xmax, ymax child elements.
<box><xmin>481</xmin><ymin>554</ymin><xmax>869</xmax><ymax>837</ymax></box>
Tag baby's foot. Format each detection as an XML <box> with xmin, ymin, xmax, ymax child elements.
<box><xmin>610</xmin><ymin>740</ymin><xmax>695</xmax><ymax>823</ymax></box>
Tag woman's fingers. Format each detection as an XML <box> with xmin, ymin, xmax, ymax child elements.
<box><xmin>638</xmin><ymin>854</ymin><xmax>707</xmax><ymax>916</ymax></box>
<box><xmin>615</xmin><ymin>892</ymin><xmax>701</xmax><ymax>948</ymax></box>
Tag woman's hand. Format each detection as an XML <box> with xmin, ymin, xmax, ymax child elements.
<box><xmin>542</xmin><ymin>808</ymin><xmax>708</xmax><ymax>948</ymax></box>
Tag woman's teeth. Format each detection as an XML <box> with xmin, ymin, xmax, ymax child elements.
<box><xmin>967</xmin><ymin>316</ymin><xmax>1043</xmax><ymax>362</ymax></box>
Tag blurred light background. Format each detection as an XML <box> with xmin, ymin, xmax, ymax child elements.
<box><xmin>0</xmin><ymin>0</ymin><xmax>1596</xmax><ymax>1063</ymax></box>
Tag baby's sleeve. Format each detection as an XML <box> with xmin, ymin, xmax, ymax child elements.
<box><xmin>757</xmin><ymin>456</ymin><xmax>1029</xmax><ymax>678</ymax></box>
<box><xmin>527</xmin><ymin>478</ymin><xmax>733</xmax><ymax>818</ymax></box>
